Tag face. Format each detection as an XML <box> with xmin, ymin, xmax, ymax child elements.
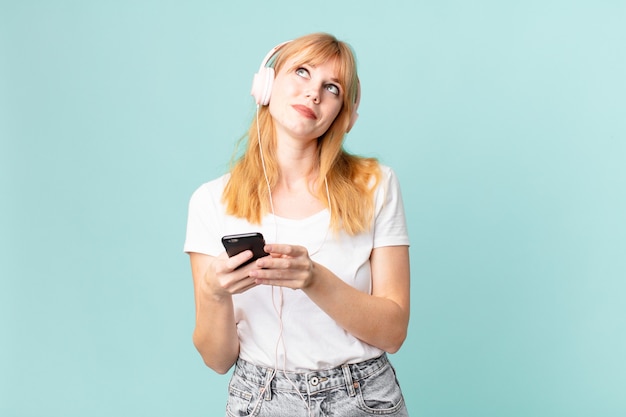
<box><xmin>268</xmin><ymin>56</ymin><xmax>344</xmax><ymax>142</ymax></box>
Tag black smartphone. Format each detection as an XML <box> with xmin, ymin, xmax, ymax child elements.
<box><xmin>221</xmin><ymin>232</ymin><xmax>269</xmax><ymax>269</ymax></box>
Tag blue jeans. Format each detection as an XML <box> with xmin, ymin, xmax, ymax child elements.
<box><xmin>225</xmin><ymin>354</ymin><xmax>409</xmax><ymax>417</ymax></box>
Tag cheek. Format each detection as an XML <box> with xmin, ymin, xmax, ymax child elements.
<box><xmin>268</xmin><ymin>99</ymin><xmax>282</xmax><ymax>123</ymax></box>
<box><xmin>268</xmin><ymin>83</ymin><xmax>286</xmax><ymax>115</ymax></box>
<box><xmin>325</xmin><ymin>102</ymin><xmax>343</xmax><ymax>125</ymax></box>
<box><xmin>272</xmin><ymin>76</ymin><xmax>297</xmax><ymax>100</ymax></box>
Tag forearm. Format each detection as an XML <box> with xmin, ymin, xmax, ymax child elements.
<box><xmin>192</xmin><ymin>290</ymin><xmax>240</xmax><ymax>374</ymax></box>
<box><xmin>303</xmin><ymin>262</ymin><xmax>409</xmax><ymax>353</ymax></box>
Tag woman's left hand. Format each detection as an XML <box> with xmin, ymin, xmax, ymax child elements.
<box><xmin>248</xmin><ymin>244</ymin><xmax>315</xmax><ymax>289</ymax></box>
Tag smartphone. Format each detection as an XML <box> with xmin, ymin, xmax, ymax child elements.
<box><xmin>221</xmin><ymin>232</ymin><xmax>269</xmax><ymax>269</ymax></box>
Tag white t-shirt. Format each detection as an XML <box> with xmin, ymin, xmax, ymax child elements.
<box><xmin>184</xmin><ymin>164</ymin><xmax>409</xmax><ymax>371</ymax></box>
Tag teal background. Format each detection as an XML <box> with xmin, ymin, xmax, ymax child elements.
<box><xmin>1</xmin><ymin>1</ymin><xmax>625</xmax><ymax>416</ymax></box>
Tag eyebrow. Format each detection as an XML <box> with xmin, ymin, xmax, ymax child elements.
<box><xmin>293</xmin><ymin>62</ymin><xmax>343</xmax><ymax>86</ymax></box>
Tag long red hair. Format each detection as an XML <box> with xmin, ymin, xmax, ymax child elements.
<box><xmin>223</xmin><ymin>33</ymin><xmax>380</xmax><ymax>235</ymax></box>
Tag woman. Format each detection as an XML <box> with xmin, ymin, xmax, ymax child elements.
<box><xmin>184</xmin><ymin>32</ymin><xmax>410</xmax><ymax>417</ymax></box>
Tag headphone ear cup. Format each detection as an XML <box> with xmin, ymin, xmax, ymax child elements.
<box><xmin>251</xmin><ymin>66</ymin><xmax>275</xmax><ymax>105</ymax></box>
<box><xmin>345</xmin><ymin>80</ymin><xmax>361</xmax><ymax>133</ymax></box>
<box><xmin>346</xmin><ymin>108</ymin><xmax>358</xmax><ymax>133</ymax></box>
<box><xmin>251</xmin><ymin>41</ymin><xmax>291</xmax><ymax>106</ymax></box>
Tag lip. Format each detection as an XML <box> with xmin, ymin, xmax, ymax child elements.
<box><xmin>291</xmin><ymin>104</ymin><xmax>317</xmax><ymax>120</ymax></box>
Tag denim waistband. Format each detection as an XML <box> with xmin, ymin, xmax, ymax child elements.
<box><xmin>233</xmin><ymin>354</ymin><xmax>389</xmax><ymax>396</ymax></box>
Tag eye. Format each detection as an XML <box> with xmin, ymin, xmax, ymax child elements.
<box><xmin>295</xmin><ymin>67</ymin><xmax>310</xmax><ymax>78</ymax></box>
<box><xmin>325</xmin><ymin>84</ymin><xmax>340</xmax><ymax>96</ymax></box>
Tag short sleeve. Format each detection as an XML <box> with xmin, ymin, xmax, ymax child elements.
<box><xmin>372</xmin><ymin>166</ymin><xmax>410</xmax><ymax>248</ymax></box>
<box><xmin>183</xmin><ymin>181</ymin><xmax>225</xmax><ymax>256</ymax></box>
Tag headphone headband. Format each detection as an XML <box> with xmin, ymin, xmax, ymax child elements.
<box><xmin>256</xmin><ymin>41</ymin><xmax>292</xmax><ymax>73</ymax></box>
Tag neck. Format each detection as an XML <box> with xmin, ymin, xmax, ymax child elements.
<box><xmin>275</xmin><ymin>139</ymin><xmax>320</xmax><ymax>188</ymax></box>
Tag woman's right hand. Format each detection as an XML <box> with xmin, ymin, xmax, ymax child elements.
<box><xmin>201</xmin><ymin>250</ymin><xmax>263</xmax><ymax>299</ymax></box>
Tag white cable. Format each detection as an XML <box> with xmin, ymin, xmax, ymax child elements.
<box><xmin>256</xmin><ymin>105</ymin><xmax>312</xmax><ymax>416</ymax></box>
<box><xmin>256</xmin><ymin>105</ymin><xmax>276</xmax><ymax>225</ymax></box>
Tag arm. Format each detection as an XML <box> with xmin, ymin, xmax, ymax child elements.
<box><xmin>188</xmin><ymin>250</ymin><xmax>260</xmax><ymax>374</ymax></box>
<box><xmin>250</xmin><ymin>244</ymin><xmax>410</xmax><ymax>353</ymax></box>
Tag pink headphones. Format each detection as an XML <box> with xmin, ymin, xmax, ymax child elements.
<box><xmin>250</xmin><ymin>40</ymin><xmax>360</xmax><ymax>133</ymax></box>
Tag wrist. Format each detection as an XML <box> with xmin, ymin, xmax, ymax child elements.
<box><xmin>199</xmin><ymin>278</ymin><xmax>232</xmax><ymax>303</ymax></box>
<box><xmin>303</xmin><ymin>261</ymin><xmax>324</xmax><ymax>291</ymax></box>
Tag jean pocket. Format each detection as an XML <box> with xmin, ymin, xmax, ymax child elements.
<box><xmin>355</xmin><ymin>363</ymin><xmax>406</xmax><ymax>415</ymax></box>
<box><xmin>226</xmin><ymin>375</ymin><xmax>259</xmax><ymax>417</ymax></box>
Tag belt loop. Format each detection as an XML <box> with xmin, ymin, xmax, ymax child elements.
<box><xmin>341</xmin><ymin>364</ymin><xmax>356</xmax><ymax>397</ymax></box>
<box><xmin>262</xmin><ymin>368</ymin><xmax>274</xmax><ymax>401</ymax></box>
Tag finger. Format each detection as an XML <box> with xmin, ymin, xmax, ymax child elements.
<box><xmin>227</xmin><ymin>250</ymin><xmax>254</xmax><ymax>271</ymax></box>
<box><xmin>253</xmin><ymin>276</ymin><xmax>305</xmax><ymax>290</ymax></box>
<box><xmin>250</xmin><ymin>265</ymin><xmax>309</xmax><ymax>281</ymax></box>
<box><xmin>229</xmin><ymin>277</ymin><xmax>259</xmax><ymax>294</ymax></box>
<box><xmin>264</xmin><ymin>244</ymin><xmax>307</xmax><ymax>258</ymax></box>
<box><xmin>256</xmin><ymin>255</ymin><xmax>312</xmax><ymax>272</ymax></box>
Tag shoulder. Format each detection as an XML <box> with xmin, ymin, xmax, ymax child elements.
<box><xmin>188</xmin><ymin>173</ymin><xmax>231</xmax><ymax>208</ymax></box>
<box><xmin>373</xmin><ymin>164</ymin><xmax>405</xmax><ymax>208</ymax></box>
<box><xmin>378</xmin><ymin>164</ymin><xmax>394</xmax><ymax>179</ymax></box>
<box><xmin>374</xmin><ymin>164</ymin><xmax>401</xmax><ymax>190</ymax></box>
<box><xmin>190</xmin><ymin>173</ymin><xmax>230</xmax><ymax>198</ymax></box>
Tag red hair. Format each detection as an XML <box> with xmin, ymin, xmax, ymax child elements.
<box><xmin>223</xmin><ymin>33</ymin><xmax>380</xmax><ymax>235</ymax></box>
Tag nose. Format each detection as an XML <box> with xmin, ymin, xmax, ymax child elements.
<box><xmin>305</xmin><ymin>88</ymin><xmax>320</xmax><ymax>104</ymax></box>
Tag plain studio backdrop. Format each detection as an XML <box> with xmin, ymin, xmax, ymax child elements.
<box><xmin>1</xmin><ymin>1</ymin><xmax>625</xmax><ymax>416</ymax></box>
